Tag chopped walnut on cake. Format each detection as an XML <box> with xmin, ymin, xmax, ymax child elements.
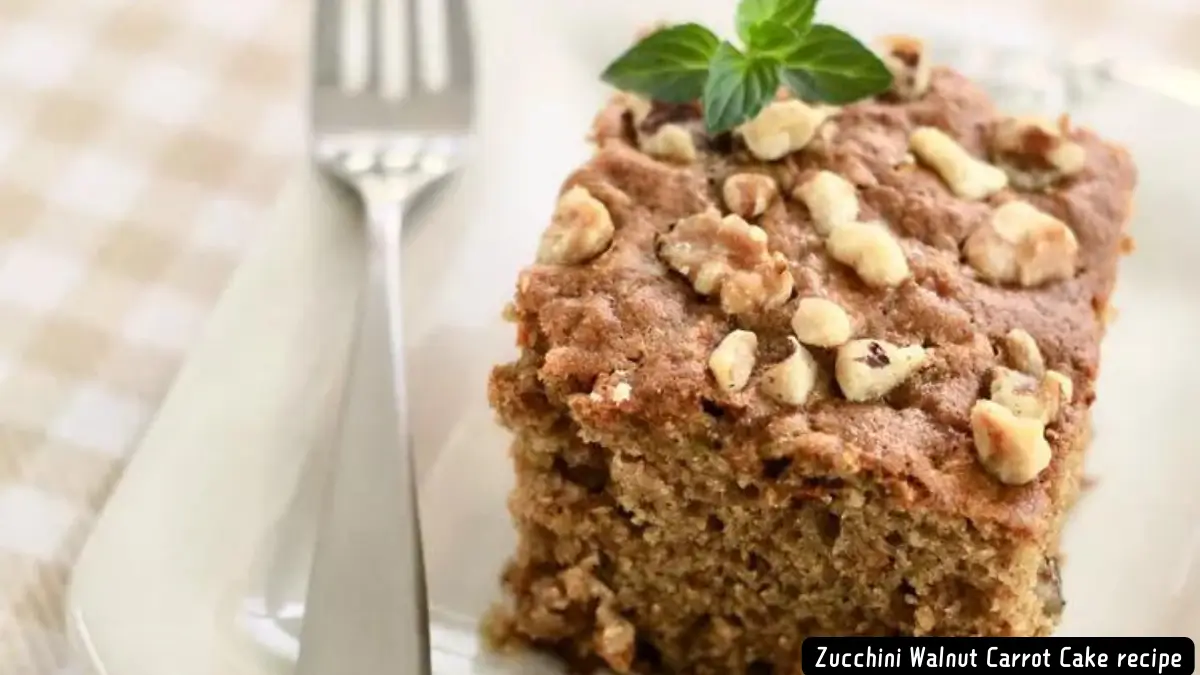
<box><xmin>536</xmin><ymin>186</ymin><xmax>615</xmax><ymax>265</ymax></box>
<box><xmin>972</xmin><ymin>361</ymin><xmax>1074</xmax><ymax>484</ymax></box>
<box><xmin>791</xmin><ymin>297</ymin><xmax>853</xmax><ymax>348</ymax></box>
<box><xmin>989</xmin><ymin>367</ymin><xmax>1070</xmax><ymax>425</ymax></box>
<box><xmin>793</xmin><ymin>170</ymin><xmax>860</xmax><ymax>235</ymax></box>
<box><xmin>825</xmin><ymin>221</ymin><xmax>910</xmax><ymax>287</ymax></box>
<box><xmin>723</xmin><ymin>173</ymin><xmax>779</xmax><ymax>219</ymax></box>
<box><xmin>738</xmin><ymin>100</ymin><xmax>832</xmax><ymax>161</ymax></box>
<box><xmin>760</xmin><ymin>337</ymin><xmax>818</xmax><ymax>405</ymax></box>
<box><xmin>971</xmin><ymin>400</ymin><xmax>1053</xmax><ymax>485</ymax></box>
<box><xmin>619</xmin><ymin>94</ymin><xmax>700</xmax><ymax>164</ymax></box>
<box><xmin>835</xmin><ymin>339</ymin><xmax>929</xmax><ymax>401</ymax></box>
<box><xmin>911</xmin><ymin>126</ymin><xmax>1009</xmax><ymax>200</ymax></box>
<box><xmin>990</xmin><ymin>116</ymin><xmax>1086</xmax><ymax>190</ymax></box>
<box><xmin>963</xmin><ymin>201</ymin><xmax>1079</xmax><ymax>286</ymax></box>
<box><xmin>1004</xmin><ymin>328</ymin><xmax>1046</xmax><ymax>377</ymax></box>
<box><xmin>709</xmin><ymin>329</ymin><xmax>758</xmax><ymax>392</ymax></box>
<box><xmin>877</xmin><ymin>35</ymin><xmax>932</xmax><ymax>100</ymax></box>
<box><xmin>658</xmin><ymin>210</ymin><xmax>794</xmax><ymax>315</ymax></box>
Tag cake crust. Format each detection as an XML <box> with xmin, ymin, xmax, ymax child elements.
<box><xmin>499</xmin><ymin>67</ymin><xmax>1132</xmax><ymax>531</ymax></box>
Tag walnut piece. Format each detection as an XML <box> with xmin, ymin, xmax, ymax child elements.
<box><xmin>594</xmin><ymin>603</ymin><xmax>636</xmax><ymax>674</ymax></box>
<box><xmin>738</xmin><ymin>100</ymin><xmax>829</xmax><ymax>161</ymax></box>
<box><xmin>877</xmin><ymin>35</ymin><xmax>932</xmax><ymax>100</ymax></box>
<box><xmin>761</xmin><ymin>337</ymin><xmax>818</xmax><ymax>406</ymax></box>
<box><xmin>835</xmin><ymin>339</ymin><xmax>929</xmax><ymax>402</ymax></box>
<box><xmin>1047</xmin><ymin>369</ymin><xmax>1073</xmax><ymax>400</ymax></box>
<box><xmin>971</xmin><ymin>399</ymin><xmax>1052</xmax><ymax>485</ymax></box>
<box><xmin>793</xmin><ymin>170</ymin><xmax>860</xmax><ymax>235</ymax></box>
<box><xmin>990</xmin><ymin>116</ymin><xmax>1086</xmax><ymax>191</ymax></box>
<box><xmin>825</xmin><ymin>221</ymin><xmax>910</xmax><ymax>287</ymax></box>
<box><xmin>619</xmin><ymin>93</ymin><xmax>654</xmax><ymax>125</ymax></box>
<box><xmin>641</xmin><ymin>123</ymin><xmax>698</xmax><ymax>164</ymax></box>
<box><xmin>910</xmin><ymin>126</ymin><xmax>1008</xmax><ymax>200</ymax></box>
<box><xmin>536</xmin><ymin>186</ymin><xmax>615</xmax><ymax>265</ymax></box>
<box><xmin>963</xmin><ymin>201</ymin><xmax>1079</xmax><ymax>286</ymax></box>
<box><xmin>1004</xmin><ymin>328</ymin><xmax>1045</xmax><ymax>377</ymax></box>
<box><xmin>618</xmin><ymin>94</ymin><xmax>699</xmax><ymax>163</ymax></box>
<box><xmin>990</xmin><ymin>366</ymin><xmax>1070</xmax><ymax>424</ymax></box>
<box><xmin>791</xmin><ymin>297</ymin><xmax>853</xmax><ymax>347</ymax></box>
<box><xmin>709</xmin><ymin>329</ymin><xmax>758</xmax><ymax>393</ymax></box>
<box><xmin>723</xmin><ymin>173</ymin><xmax>779</xmax><ymax>219</ymax></box>
<box><xmin>659</xmin><ymin>210</ymin><xmax>794</xmax><ymax>315</ymax></box>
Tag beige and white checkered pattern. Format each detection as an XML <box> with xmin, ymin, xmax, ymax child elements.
<box><xmin>0</xmin><ymin>0</ymin><xmax>304</xmax><ymax>672</ymax></box>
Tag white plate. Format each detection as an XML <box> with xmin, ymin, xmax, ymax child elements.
<box><xmin>68</xmin><ymin>2</ymin><xmax>1200</xmax><ymax>674</ymax></box>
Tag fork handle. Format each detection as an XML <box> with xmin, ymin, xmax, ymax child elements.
<box><xmin>296</xmin><ymin>192</ymin><xmax>431</xmax><ymax>675</ymax></box>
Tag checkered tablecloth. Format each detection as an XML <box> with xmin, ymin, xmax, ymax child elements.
<box><xmin>0</xmin><ymin>0</ymin><xmax>304</xmax><ymax>671</ymax></box>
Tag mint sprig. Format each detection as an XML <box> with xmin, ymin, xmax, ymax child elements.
<box><xmin>778</xmin><ymin>25</ymin><xmax>894</xmax><ymax>104</ymax></box>
<box><xmin>736</xmin><ymin>0</ymin><xmax>817</xmax><ymax>44</ymax></box>
<box><xmin>600</xmin><ymin>0</ymin><xmax>892</xmax><ymax>135</ymax></box>
<box><xmin>703</xmin><ymin>43</ymin><xmax>781</xmax><ymax>134</ymax></box>
<box><xmin>599</xmin><ymin>23</ymin><xmax>719</xmax><ymax>104</ymax></box>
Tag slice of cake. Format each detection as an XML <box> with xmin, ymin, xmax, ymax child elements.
<box><xmin>487</xmin><ymin>31</ymin><xmax>1135</xmax><ymax>674</ymax></box>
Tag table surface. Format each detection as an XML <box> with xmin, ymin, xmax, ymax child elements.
<box><xmin>1</xmin><ymin>0</ymin><xmax>1198</xmax><ymax>673</ymax></box>
<box><xmin>0</xmin><ymin>0</ymin><xmax>302</xmax><ymax>672</ymax></box>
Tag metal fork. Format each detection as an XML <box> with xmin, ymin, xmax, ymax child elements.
<box><xmin>298</xmin><ymin>1</ymin><xmax>474</xmax><ymax>673</ymax></box>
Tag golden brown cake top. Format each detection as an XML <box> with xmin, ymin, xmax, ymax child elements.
<box><xmin>497</xmin><ymin>54</ymin><xmax>1136</xmax><ymax>535</ymax></box>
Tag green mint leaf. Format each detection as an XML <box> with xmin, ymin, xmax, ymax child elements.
<box><xmin>600</xmin><ymin>23</ymin><xmax>720</xmax><ymax>103</ymax></box>
<box><xmin>778</xmin><ymin>24</ymin><xmax>893</xmax><ymax>104</ymax></box>
<box><xmin>702</xmin><ymin>42</ymin><xmax>781</xmax><ymax>134</ymax></box>
<box><xmin>745</xmin><ymin>22</ymin><xmax>804</xmax><ymax>60</ymax></box>
<box><xmin>736</xmin><ymin>0</ymin><xmax>817</xmax><ymax>44</ymax></box>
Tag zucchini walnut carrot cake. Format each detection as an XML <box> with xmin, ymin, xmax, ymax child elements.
<box><xmin>487</xmin><ymin>37</ymin><xmax>1135</xmax><ymax>673</ymax></box>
